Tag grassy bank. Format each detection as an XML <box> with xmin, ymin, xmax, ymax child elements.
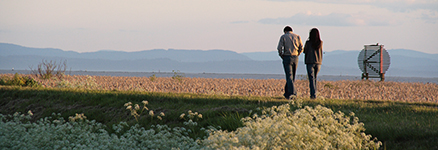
<box><xmin>1</xmin><ymin>85</ymin><xmax>437</xmax><ymax>149</ymax></box>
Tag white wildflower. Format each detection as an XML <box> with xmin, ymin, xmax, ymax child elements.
<box><xmin>134</xmin><ymin>104</ymin><xmax>140</xmax><ymax>110</ymax></box>
<box><xmin>124</xmin><ymin>102</ymin><xmax>132</xmax><ymax>107</ymax></box>
<box><xmin>142</xmin><ymin>100</ymin><xmax>148</xmax><ymax>105</ymax></box>
<box><xmin>149</xmin><ymin>110</ymin><xmax>154</xmax><ymax>116</ymax></box>
<box><xmin>27</xmin><ymin>110</ymin><xmax>33</xmax><ymax>116</ymax></box>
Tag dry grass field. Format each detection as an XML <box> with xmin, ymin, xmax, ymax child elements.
<box><xmin>2</xmin><ymin>74</ymin><xmax>437</xmax><ymax>103</ymax></box>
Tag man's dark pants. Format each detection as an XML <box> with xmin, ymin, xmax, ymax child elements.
<box><xmin>282</xmin><ymin>56</ymin><xmax>298</xmax><ymax>98</ymax></box>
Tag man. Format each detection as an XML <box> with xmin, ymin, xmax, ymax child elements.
<box><xmin>277</xmin><ymin>26</ymin><xmax>303</xmax><ymax>99</ymax></box>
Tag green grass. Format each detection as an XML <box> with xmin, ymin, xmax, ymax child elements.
<box><xmin>1</xmin><ymin>85</ymin><xmax>437</xmax><ymax>149</ymax></box>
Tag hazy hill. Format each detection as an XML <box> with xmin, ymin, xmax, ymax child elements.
<box><xmin>0</xmin><ymin>43</ymin><xmax>251</xmax><ymax>62</ymax></box>
<box><xmin>1</xmin><ymin>43</ymin><xmax>437</xmax><ymax>77</ymax></box>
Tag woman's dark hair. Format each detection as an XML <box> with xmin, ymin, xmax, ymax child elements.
<box><xmin>283</xmin><ymin>26</ymin><xmax>293</xmax><ymax>33</ymax></box>
<box><xmin>308</xmin><ymin>28</ymin><xmax>321</xmax><ymax>49</ymax></box>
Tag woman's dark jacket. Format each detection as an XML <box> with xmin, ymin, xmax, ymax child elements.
<box><xmin>303</xmin><ymin>41</ymin><xmax>323</xmax><ymax>64</ymax></box>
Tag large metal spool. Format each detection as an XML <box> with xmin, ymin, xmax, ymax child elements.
<box><xmin>357</xmin><ymin>44</ymin><xmax>390</xmax><ymax>81</ymax></box>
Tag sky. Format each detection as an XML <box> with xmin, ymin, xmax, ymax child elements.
<box><xmin>0</xmin><ymin>0</ymin><xmax>437</xmax><ymax>54</ymax></box>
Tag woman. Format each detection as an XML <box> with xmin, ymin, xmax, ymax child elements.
<box><xmin>303</xmin><ymin>28</ymin><xmax>323</xmax><ymax>99</ymax></box>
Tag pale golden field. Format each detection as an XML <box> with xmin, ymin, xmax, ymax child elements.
<box><xmin>2</xmin><ymin>74</ymin><xmax>437</xmax><ymax>103</ymax></box>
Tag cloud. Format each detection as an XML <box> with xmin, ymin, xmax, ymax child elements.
<box><xmin>230</xmin><ymin>21</ymin><xmax>250</xmax><ymax>24</ymax></box>
<box><xmin>0</xmin><ymin>29</ymin><xmax>9</xmax><ymax>33</ymax></box>
<box><xmin>420</xmin><ymin>10</ymin><xmax>438</xmax><ymax>24</ymax></box>
<box><xmin>258</xmin><ymin>12</ymin><xmax>396</xmax><ymax>26</ymax></box>
<box><xmin>376</xmin><ymin>1</ymin><xmax>438</xmax><ymax>12</ymax></box>
<box><xmin>266</xmin><ymin>0</ymin><xmax>438</xmax><ymax>12</ymax></box>
<box><xmin>259</xmin><ymin>13</ymin><xmax>353</xmax><ymax>26</ymax></box>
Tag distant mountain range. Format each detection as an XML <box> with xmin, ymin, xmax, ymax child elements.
<box><xmin>1</xmin><ymin>43</ymin><xmax>437</xmax><ymax>77</ymax></box>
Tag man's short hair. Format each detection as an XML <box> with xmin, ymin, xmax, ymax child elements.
<box><xmin>284</xmin><ymin>26</ymin><xmax>293</xmax><ymax>32</ymax></box>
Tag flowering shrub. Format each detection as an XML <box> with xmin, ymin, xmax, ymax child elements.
<box><xmin>56</xmin><ymin>75</ymin><xmax>99</xmax><ymax>89</ymax></box>
<box><xmin>149</xmin><ymin>74</ymin><xmax>157</xmax><ymax>82</ymax></box>
<box><xmin>125</xmin><ymin>101</ymin><xmax>210</xmax><ymax>140</ymax></box>
<box><xmin>1</xmin><ymin>101</ymin><xmax>381</xmax><ymax>149</ymax></box>
<box><xmin>172</xmin><ymin>70</ymin><xmax>185</xmax><ymax>83</ymax></box>
<box><xmin>0</xmin><ymin>73</ymin><xmax>40</xmax><ymax>87</ymax></box>
<box><xmin>0</xmin><ymin>111</ymin><xmax>202</xmax><ymax>149</ymax></box>
<box><xmin>180</xmin><ymin>110</ymin><xmax>203</xmax><ymax>121</ymax></box>
<box><xmin>202</xmin><ymin>103</ymin><xmax>382</xmax><ymax>149</ymax></box>
<box><xmin>124</xmin><ymin>101</ymin><xmax>165</xmax><ymax>121</ymax></box>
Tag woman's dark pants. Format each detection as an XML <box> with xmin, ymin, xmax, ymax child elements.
<box><xmin>306</xmin><ymin>64</ymin><xmax>321</xmax><ymax>99</ymax></box>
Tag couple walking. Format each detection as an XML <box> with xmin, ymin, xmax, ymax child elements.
<box><xmin>277</xmin><ymin>26</ymin><xmax>323</xmax><ymax>99</ymax></box>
